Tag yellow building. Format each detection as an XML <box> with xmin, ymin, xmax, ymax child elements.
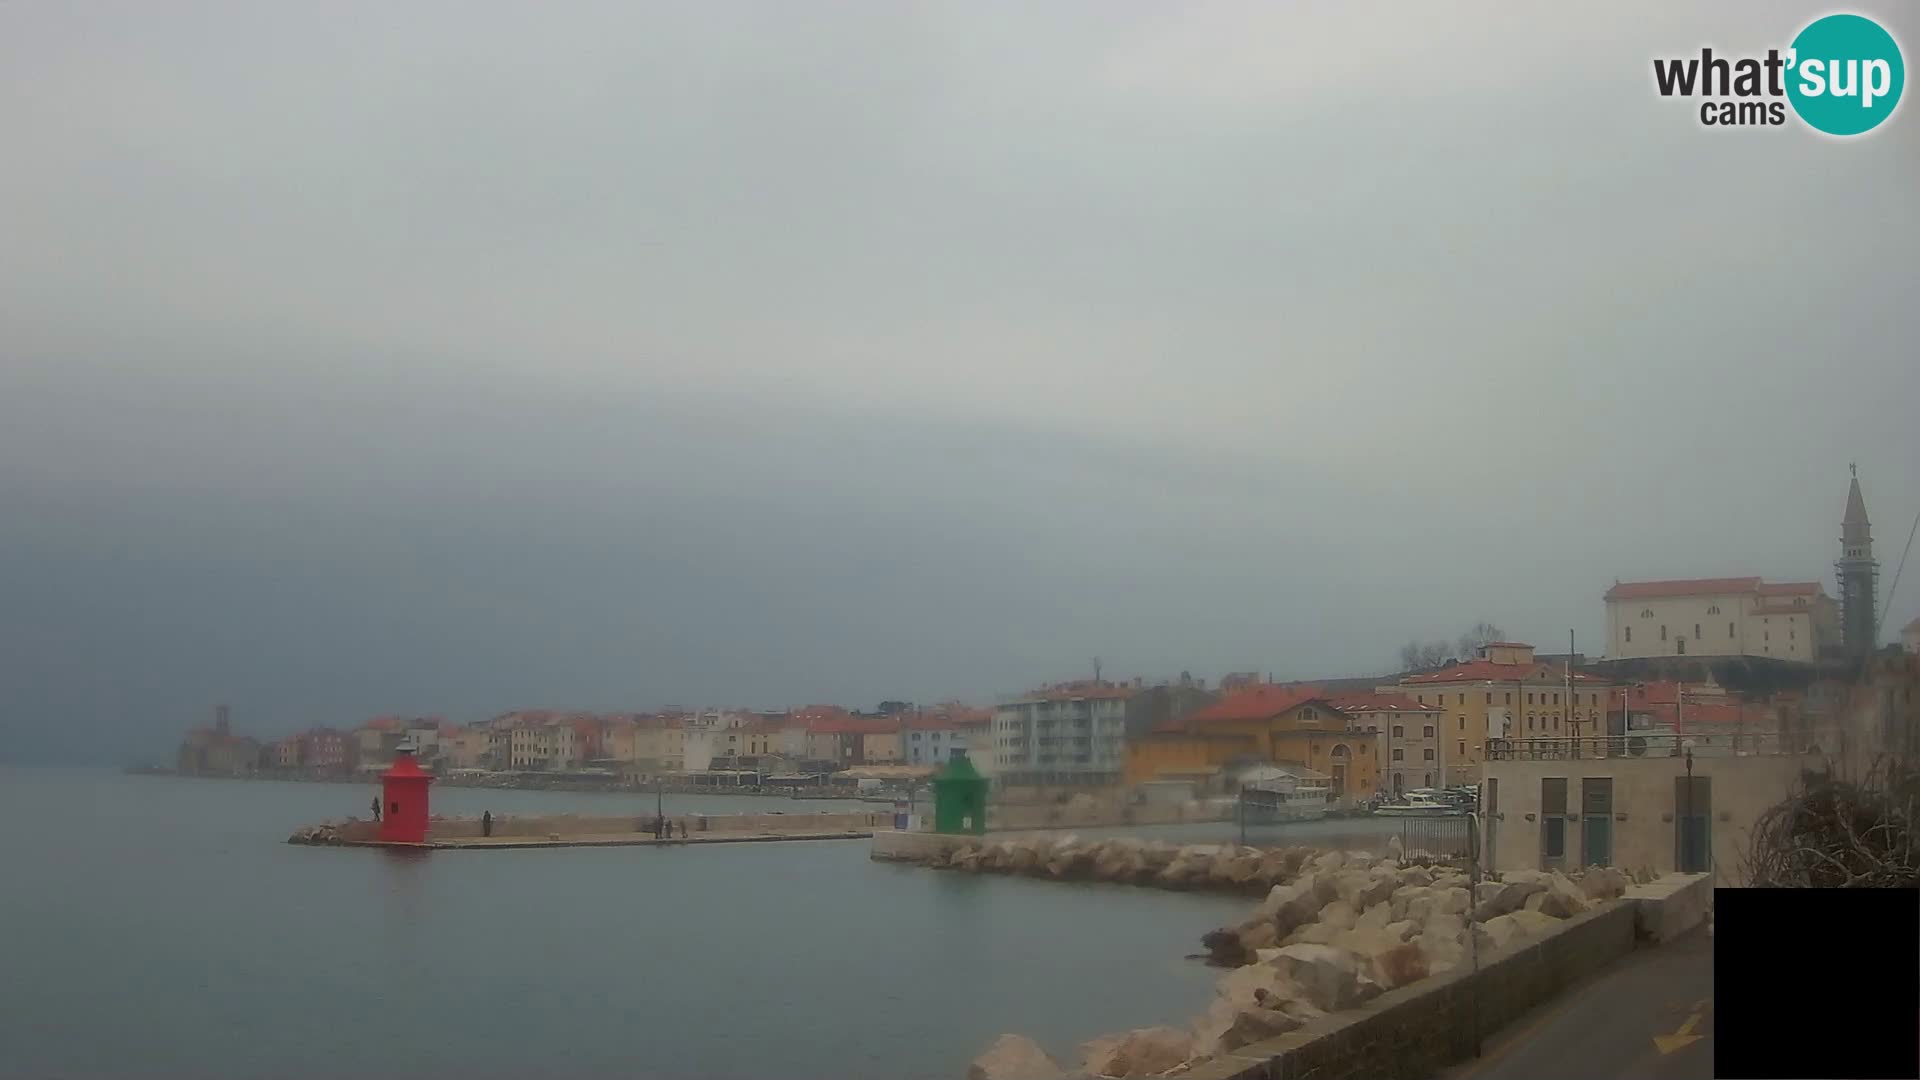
<box><xmin>1388</xmin><ymin>642</ymin><xmax>1616</xmax><ymax>786</ymax></box>
<box><xmin>1125</xmin><ymin>686</ymin><xmax>1381</xmax><ymax>801</ymax></box>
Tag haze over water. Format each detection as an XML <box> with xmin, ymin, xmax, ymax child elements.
<box><xmin>2</xmin><ymin>769</ymin><xmax>1275</xmax><ymax>1080</ymax></box>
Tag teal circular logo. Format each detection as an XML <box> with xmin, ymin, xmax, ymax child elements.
<box><xmin>1786</xmin><ymin>14</ymin><xmax>1905</xmax><ymax>136</ymax></box>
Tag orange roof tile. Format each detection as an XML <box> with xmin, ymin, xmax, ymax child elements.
<box><xmin>1605</xmin><ymin>577</ymin><xmax>1762</xmax><ymax>600</ymax></box>
<box><xmin>1402</xmin><ymin>660</ymin><xmax>1609</xmax><ymax>685</ymax></box>
<box><xmin>1181</xmin><ymin>686</ymin><xmax>1326</xmax><ymax>725</ymax></box>
<box><xmin>1326</xmin><ymin>692</ymin><xmax>1442</xmax><ymax>714</ymax></box>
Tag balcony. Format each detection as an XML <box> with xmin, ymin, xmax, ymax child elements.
<box><xmin>1485</xmin><ymin>732</ymin><xmax>1792</xmax><ymax>761</ymax></box>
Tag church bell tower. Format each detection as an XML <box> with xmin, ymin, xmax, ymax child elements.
<box><xmin>1837</xmin><ymin>464</ymin><xmax>1879</xmax><ymax>655</ymax></box>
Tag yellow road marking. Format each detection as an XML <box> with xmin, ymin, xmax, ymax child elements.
<box><xmin>1654</xmin><ymin>1013</ymin><xmax>1703</xmax><ymax>1055</ymax></box>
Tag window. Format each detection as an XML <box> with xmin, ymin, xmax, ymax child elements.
<box><xmin>1641</xmin><ymin>608</ymin><xmax>1654</xmax><ymax>618</ymax></box>
<box><xmin>1424</xmin><ymin>725</ymin><xmax>1436</xmax><ymax>737</ymax></box>
<box><xmin>1795</xmin><ymin>597</ymin><xmax>1806</xmax><ymax>607</ymax></box>
<box><xmin>1459</xmin><ymin>717</ymin><xmax>1465</xmax><ymax>730</ymax></box>
<box><xmin>1729</xmin><ymin>622</ymin><xmax>1735</xmax><ymax>638</ymax></box>
<box><xmin>1423</xmin><ymin>749</ymin><xmax>1435</xmax><ymax>760</ymax></box>
<box><xmin>1527</xmin><ymin>714</ymin><xmax>1535</xmax><ymax>730</ymax></box>
<box><xmin>1392</xmin><ymin>749</ymin><xmax>1404</xmax><ymax>761</ymax></box>
<box><xmin>1527</xmin><ymin>693</ymin><xmax>1535</xmax><ymax>705</ymax></box>
<box><xmin>1542</xmin><ymin>777</ymin><xmax>1568</xmax><ymax>861</ymax></box>
<box><xmin>1694</xmin><ymin>623</ymin><xmax>1701</xmax><ymax>639</ymax></box>
<box><xmin>1505</xmin><ymin>692</ymin><xmax>1512</xmax><ymax>705</ymax></box>
<box><xmin>1707</xmin><ymin>605</ymin><xmax>1720</xmax><ymax>615</ymax></box>
<box><xmin>1458</xmin><ymin>740</ymin><xmax>1466</xmax><ymax>756</ymax></box>
<box><xmin>1392</xmin><ymin>725</ymin><xmax>1404</xmax><ymax>738</ymax></box>
<box><xmin>1660</xmin><ymin>625</ymin><xmax>1668</xmax><ymax>641</ymax></box>
<box><xmin>1625</xmin><ymin>626</ymin><xmax>1632</xmax><ymax>643</ymax></box>
<box><xmin>1553</xmin><ymin>693</ymin><xmax>1560</xmax><ymax>705</ymax></box>
<box><xmin>1485</xmin><ymin>692</ymin><xmax>1492</xmax><ymax>705</ymax></box>
<box><xmin>1457</xmin><ymin>694</ymin><xmax>1465</xmax><ymax>705</ymax></box>
<box><xmin>1425</xmin><ymin>773</ymin><xmax>1434</xmax><ymax>787</ymax></box>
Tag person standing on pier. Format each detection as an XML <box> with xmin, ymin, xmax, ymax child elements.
<box><xmin>481</xmin><ymin>811</ymin><xmax>493</xmax><ymax>838</ymax></box>
<box><xmin>370</xmin><ymin>796</ymin><xmax>381</xmax><ymax>822</ymax></box>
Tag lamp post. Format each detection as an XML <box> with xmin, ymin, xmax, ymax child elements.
<box><xmin>1680</xmin><ymin>740</ymin><xmax>1697</xmax><ymax>871</ymax></box>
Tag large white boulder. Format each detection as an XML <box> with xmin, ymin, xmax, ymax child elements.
<box><xmin>1270</xmin><ymin>943</ymin><xmax>1380</xmax><ymax>1012</ymax></box>
<box><xmin>1578</xmin><ymin>866</ymin><xmax>1630</xmax><ymax>900</ymax></box>
<box><xmin>1081</xmin><ymin>1026</ymin><xmax>1195</xmax><ymax>1078</ymax></box>
<box><xmin>1506</xmin><ymin>909</ymin><xmax>1563</xmax><ymax>937</ymax></box>
<box><xmin>1369</xmin><ymin>941</ymin><xmax>1431</xmax><ymax>989</ymax></box>
<box><xmin>969</xmin><ymin>1034</ymin><xmax>1065</xmax><ymax>1080</ymax></box>
<box><xmin>1318</xmin><ymin>899</ymin><xmax>1358</xmax><ymax>932</ymax></box>
<box><xmin>1479</xmin><ymin>914</ymin><xmax>1526</xmax><ymax>949</ymax></box>
<box><xmin>1534</xmin><ymin>872</ymin><xmax>1589</xmax><ymax>918</ymax></box>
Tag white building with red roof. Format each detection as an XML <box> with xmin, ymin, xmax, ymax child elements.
<box><xmin>1603</xmin><ymin>577</ymin><xmax>1836</xmax><ymax>661</ymax></box>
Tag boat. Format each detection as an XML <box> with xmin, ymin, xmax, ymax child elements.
<box><xmin>1373</xmin><ymin>791</ymin><xmax>1462</xmax><ymax>817</ymax></box>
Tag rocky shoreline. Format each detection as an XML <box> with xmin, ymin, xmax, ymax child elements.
<box><xmin>961</xmin><ymin>839</ymin><xmax>1643</xmax><ymax>1079</ymax></box>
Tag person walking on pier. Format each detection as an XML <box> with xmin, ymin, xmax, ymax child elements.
<box><xmin>481</xmin><ymin>811</ymin><xmax>493</xmax><ymax>838</ymax></box>
<box><xmin>370</xmin><ymin>796</ymin><xmax>381</xmax><ymax>823</ymax></box>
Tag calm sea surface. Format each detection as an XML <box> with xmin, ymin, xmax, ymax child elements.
<box><xmin>0</xmin><ymin>768</ymin><xmax>1404</xmax><ymax>1080</ymax></box>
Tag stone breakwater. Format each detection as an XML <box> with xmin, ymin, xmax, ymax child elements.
<box><xmin>290</xmin><ymin>811</ymin><xmax>895</xmax><ymax>846</ymax></box>
<box><xmin>891</xmin><ymin>834</ymin><xmax>1392</xmax><ymax>896</ymax></box>
<box><xmin>964</xmin><ymin>843</ymin><xmax>1643</xmax><ymax>1080</ymax></box>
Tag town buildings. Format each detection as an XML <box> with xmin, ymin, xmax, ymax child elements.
<box><xmin>900</xmin><ymin>705</ymin><xmax>992</xmax><ymax>766</ymax></box>
<box><xmin>1124</xmin><ymin>684</ymin><xmax>1382</xmax><ymax>801</ymax></box>
<box><xmin>1327</xmin><ymin>692</ymin><xmax>1445</xmax><ymax>794</ymax></box>
<box><xmin>175</xmin><ymin>706</ymin><xmax>262</xmax><ymax>776</ymax></box>
<box><xmin>993</xmin><ymin>681</ymin><xmax>1135</xmax><ymax>787</ymax></box>
<box><xmin>1905</xmin><ymin>616</ymin><xmax>1920</xmax><ymax>656</ymax></box>
<box><xmin>1390</xmin><ymin>642</ymin><xmax>1616</xmax><ymax>788</ymax></box>
<box><xmin>1603</xmin><ymin>577</ymin><xmax>1835</xmax><ymax>661</ymax></box>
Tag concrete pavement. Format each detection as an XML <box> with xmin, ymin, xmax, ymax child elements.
<box><xmin>1433</xmin><ymin>927</ymin><xmax>1714</xmax><ymax>1080</ymax></box>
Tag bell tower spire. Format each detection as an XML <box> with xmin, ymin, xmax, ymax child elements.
<box><xmin>1837</xmin><ymin>466</ymin><xmax>1878</xmax><ymax>655</ymax></box>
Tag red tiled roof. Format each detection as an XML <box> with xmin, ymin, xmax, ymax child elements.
<box><xmin>1757</xmin><ymin>582</ymin><xmax>1822</xmax><ymax>596</ymax></box>
<box><xmin>1605</xmin><ymin>577</ymin><xmax>1761</xmax><ymax>601</ymax></box>
<box><xmin>901</xmin><ymin>708</ymin><xmax>992</xmax><ymax>731</ymax></box>
<box><xmin>1630</xmin><ymin>701</ymin><xmax>1772</xmax><ymax>728</ymax></box>
<box><xmin>1326</xmin><ymin>692</ymin><xmax>1441</xmax><ymax>714</ymax></box>
<box><xmin>1403</xmin><ymin>660</ymin><xmax>1609</xmax><ymax>685</ymax></box>
<box><xmin>823</xmin><ymin>717</ymin><xmax>900</xmax><ymax>735</ymax></box>
<box><xmin>1181</xmin><ymin>685</ymin><xmax>1326</xmax><ymax>725</ymax></box>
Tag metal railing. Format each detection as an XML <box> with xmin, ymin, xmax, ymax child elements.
<box><xmin>1400</xmin><ymin>815</ymin><xmax>1475</xmax><ymax>863</ymax></box>
<box><xmin>1485</xmin><ymin>732</ymin><xmax>1790</xmax><ymax>761</ymax></box>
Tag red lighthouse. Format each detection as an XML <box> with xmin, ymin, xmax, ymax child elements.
<box><xmin>377</xmin><ymin>744</ymin><xmax>433</xmax><ymax>844</ymax></box>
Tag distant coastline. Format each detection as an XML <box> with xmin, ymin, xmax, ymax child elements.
<box><xmin>123</xmin><ymin>765</ymin><xmax>898</xmax><ymax>801</ymax></box>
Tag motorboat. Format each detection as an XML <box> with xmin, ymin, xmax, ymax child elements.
<box><xmin>1373</xmin><ymin>792</ymin><xmax>1462</xmax><ymax>817</ymax></box>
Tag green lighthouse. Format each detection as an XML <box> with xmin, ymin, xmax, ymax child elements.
<box><xmin>931</xmin><ymin>754</ymin><xmax>988</xmax><ymax>835</ymax></box>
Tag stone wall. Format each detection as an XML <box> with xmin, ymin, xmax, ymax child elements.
<box><xmin>985</xmin><ymin>798</ymin><xmax>1231</xmax><ymax>831</ymax></box>
<box><xmin>1181</xmin><ymin>902</ymin><xmax>1640</xmax><ymax>1080</ymax></box>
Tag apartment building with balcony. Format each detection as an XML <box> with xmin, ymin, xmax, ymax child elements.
<box><xmin>992</xmin><ymin>681</ymin><xmax>1135</xmax><ymax>787</ymax></box>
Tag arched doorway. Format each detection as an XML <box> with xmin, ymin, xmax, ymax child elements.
<box><xmin>1393</xmin><ymin>773</ymin><xmax>1405</xmax><ymax>793</ymax></box>
<box><xmin>1329</xmin><ymin>744</ymin><xmax>1351</xmax><ymax>800</ymax></box>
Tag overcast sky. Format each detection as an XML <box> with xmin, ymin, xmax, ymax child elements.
<box><xmin>3</xmin><ymin>2</ymin><xmax>1916</xmax><ymax>762</ymax></box>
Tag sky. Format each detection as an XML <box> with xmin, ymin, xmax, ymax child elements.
<box><xmin>2</xmin><ymin>2</ymin><xmax>1916</xmax><ymax>763</ymax></box>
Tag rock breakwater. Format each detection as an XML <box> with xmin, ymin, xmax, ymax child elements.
<box><xmin>964</xmin><ymin>847</ymin><xmax>1645</xmax><ymax>1078</ymax></box>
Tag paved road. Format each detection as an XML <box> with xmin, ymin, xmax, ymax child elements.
<box><xmin>1434</xmin><ymin>928</ymin><xmax>1714</xmax><ymax>1080</ymax></box>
